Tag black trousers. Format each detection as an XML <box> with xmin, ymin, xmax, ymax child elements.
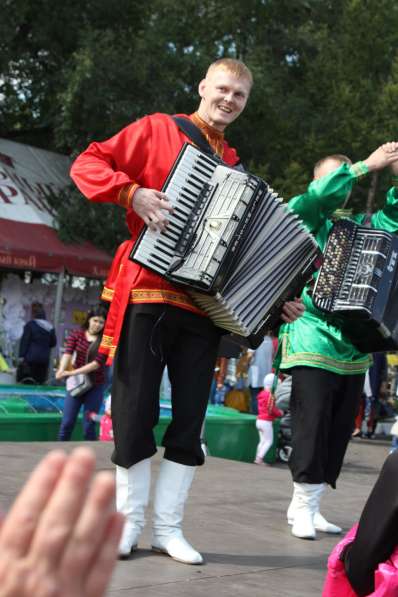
<box><xmin>289</xmin><ymin>367</ymin><xmax>364</xmax><ymax>488</ymax></box>
<box><xmin>344</xmin><ymin>450</ymin><xmax>398</xmax><ymax>596</ymax></box>
<box><xmin>111</xmin><ymin>304</ymin><xmax>222</xmax><ymax>469</ymax></box>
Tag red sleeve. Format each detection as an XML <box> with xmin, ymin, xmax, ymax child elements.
<box><xmin>70</xmin><ymin>115</ymin><xmax>153</xmax><ymax>206</ymax></box>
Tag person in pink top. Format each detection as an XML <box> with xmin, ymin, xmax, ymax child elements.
<box><xmin>254</xmin><ymin>373</ymin><xmax>283</xmax><ymax>465</ymax></box>
<box><xmin>99</xmin><ymin>395</ymin><xmax>114</xmax><ymax>442</ymax></box>
<box><xmin>323</xmin><ymin>449</ymin><xmax>398</xmax><ymax>596</ymax></box>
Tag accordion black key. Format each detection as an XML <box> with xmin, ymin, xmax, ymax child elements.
<box><xmin>130</xmin><ymin>143</ymin><xmax>320</xmax><ymax>348</ymax></box>
<box><xmin>313</xmin><ymin>219</ymin><xmax>398</xmax><ymax>352</ymax></box>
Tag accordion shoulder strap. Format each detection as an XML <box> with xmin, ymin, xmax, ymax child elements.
<box><xmin>172</xmin><ymin>115</ymin><xmax>218</xmax><ymax>158</ymax></box>
<box><xmin>172</xmin><ymin>115</ymin><xmax>245</xmax><ymax>171</ymax></box>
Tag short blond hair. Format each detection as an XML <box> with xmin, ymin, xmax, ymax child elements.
<box><xmin>313</xmin><ymin>154</ymin><xmax>352</xmax><ymax>177</ymax></box>
<box><xmin>206</xmin><ymin>58</ymin><xmax>253</xmax><ymax>87</ymax></box>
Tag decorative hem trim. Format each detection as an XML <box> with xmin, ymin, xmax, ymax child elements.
<box><xmin>99</xmin><ymin>341</ymin><xmax>117</xmax><ymax>360</ymax></box>
<box><xmin>101</xmin><ymin>335</ymin><xmax>113</xmax><ymax>348</ymax></box>
<box><xmin>101</xmin><ymin>286</ymin><xmax>205</xmax><ymax>314</ymax></box>
<box><xmin>279</xmin><ymin>334</ymin><xmax>371</xmax><ymax>375</ymax></box>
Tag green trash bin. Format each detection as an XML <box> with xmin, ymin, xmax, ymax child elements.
<box><xmin>205</xmin><ymin>414</ymin><xmax>280</xmax><ymax>464</ymax></box>
<box><xmin>153</xmin><ymin>408</ymin><xmax>281</xmax><ymax>464</ymax></box>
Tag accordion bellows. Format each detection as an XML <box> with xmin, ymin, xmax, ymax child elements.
<box><xmin>130</xmin><ymin>143</ymin><xmax>319</xmax><ymax>348</ymax></box>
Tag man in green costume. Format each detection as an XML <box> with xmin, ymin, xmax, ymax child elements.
<box><xmin>280</xmin><ymin>142</ymin><xmax>398</xmax><ymax>539</ymax></box>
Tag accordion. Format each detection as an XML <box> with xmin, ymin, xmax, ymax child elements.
<box><xmin>130</xmin><ymin>143</ymin><xmax>319</xmax><ymax>348</ymax></box>
<box><xmin>313</xmin><ymin>219</ymin><xmax>398</xmax><ymax>352</ymax></box>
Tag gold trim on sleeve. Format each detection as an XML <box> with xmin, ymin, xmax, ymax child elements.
<box><xmin>349</xmin><ymin>161</ymin><xmax>368</xmax><ymax>180</ymax></box>
<box><xmin>117</xmin><ymin>183</ymin><xmax>140</xmax><ymax>208</ymax></box>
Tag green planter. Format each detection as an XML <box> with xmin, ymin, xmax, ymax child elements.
<box><xmin>154</xmin><ymin>412</ymin><xmax>280</xmax><ymax>464</ymax></box>
<box><xmin>0</xmin><ymin>395</ymin><xmax>280</xmax><ymax>465</ymax></box>
<box><xmin>0</xmin><ymin>413</ymin><xmax>89</xmax><ymax>441</ymax></box>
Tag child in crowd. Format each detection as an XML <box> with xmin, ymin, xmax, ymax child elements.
<box><xmin>86</xmin><ymin>394</ymin><xmax>113</xmax><ymax>441</ymax></box>
<box><xmin>254</xmin><ymin>373</ymin><xmax>283</xmax><ymax>465</ymax></box>
<box><xmin>87</xmin><ymin>395</ymin><xmax>113</xmax><ymax>442</ymax></box>
<box><xmin>99</xmin><ymin>395</ymin><xmax>113</xmax><ymax>442</ymax></box>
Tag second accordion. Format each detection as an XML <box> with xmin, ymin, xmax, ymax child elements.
<box><xmin>130</xmin><ymin>143</ymin><xmax>320</xmax><ymax>347</ymax></box>
<box><xmin>313</xmin><ymin>218</ymin><xmax>398</xmax><ymax>352</ymax></box>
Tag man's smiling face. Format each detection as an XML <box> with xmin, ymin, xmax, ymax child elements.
<box><xmin>197</xmin><ymin>67</ymin><xmax>251</xmax><ymax>132</ymax></box>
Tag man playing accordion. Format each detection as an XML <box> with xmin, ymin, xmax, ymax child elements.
<box><xmin>70</xmin><ymin>58</ymin><xmax>303</xmax><ymax>565</ymax></box>
<box><xmin>279</xmin><ymin>142</ymin><xmax>398</xmax><ymax>541</ymax></box>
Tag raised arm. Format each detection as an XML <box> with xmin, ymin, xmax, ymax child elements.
<box><xmin>288</xmin><ymin>163</ymin><xmax>361</xmax><ymax>234</ymax></box>
<box><xmin>288</xmin><ymin>143</ymin><xmax>398</xmax><ymax>234</ymax></box>
<box><xmin>369</xmin><ymin>153</ymin><xmax>398</xmax><ymax>232</ymax></box>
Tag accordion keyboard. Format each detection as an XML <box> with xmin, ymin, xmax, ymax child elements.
<box><xmin>313</xmin><ymin>220</ymin><xmax>391</xmax><ymax>314</ymax></box>
<box><xmin>132</xmin><ymin>144</ymin><xmax>220</xmax><ymax>276</ymax></box>
<box><xmin>131</xmin><ymin>143</ymin><xmax>267</xmax><ymax>292</ymax></box>
<box><xmin>167</xmin><ymin>166</ymin><xmax>265</xmax><ymax>290</ymax></box>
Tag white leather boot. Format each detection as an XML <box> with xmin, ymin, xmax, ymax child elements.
<box><xmin>313</xmin><ymin>484</ymin><xmax>342</xmax><ymax>534</ymax></box>
<box><xmin>151</xmin><ymin>459</ymin><xmax>203</xmax><ymax>565</ymax></box>
<box><xmin>116</xmin><ymin>458</ymin><xmax>151</xmax><ymax>558</ymax></box>
<box><xmin>287</xmin><ymin>483</ymin><xmax>342</xmax><ymax>534</ymax></box>
<box><xmin>287</xmin><ymin>486</ymin><xmax>298</xmax><ymax>525</ymax></box>
<box><xmin>314</xmin><ymin>510</ymin><xmax>342</xmax><ymax>534</ymax></box>
<box><xmin>290</xmin><ymin>482</ymin><xmax>319</xmax><ymax>539</ymax></box>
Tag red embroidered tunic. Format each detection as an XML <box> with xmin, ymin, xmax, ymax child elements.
<box><xmin>70</xmin><ymin>112</ymin><xmax>240</xmax><ymax>361</ymax></box>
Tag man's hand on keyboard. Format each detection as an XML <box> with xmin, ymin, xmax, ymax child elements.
<box><xmin>133</xmin><ymin>188</ymin><xmax>173</xmax><ymax>232</ymax></box>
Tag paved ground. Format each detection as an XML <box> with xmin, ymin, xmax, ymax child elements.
<box><xmin>0</xmin><ymin>437</ymin><xmax>390</xmax><ymax>596</ymax></box>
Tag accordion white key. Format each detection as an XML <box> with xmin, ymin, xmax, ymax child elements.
<box><xmin>130</xmin><ymin>143</ymin><xmax>320</xmax><ymax>347</ymax></box>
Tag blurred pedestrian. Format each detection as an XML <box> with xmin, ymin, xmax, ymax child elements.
<box><xmin>353</xmin><ymin>354</ymin><xmax>388</xmax><ymax>439</ymax></box>
<box><xmin>18</xmin><ymin>302</ymin><xmax>57</xmax><ymax>384</ymax></box>
<box><xmin>56</xmin><ymin>306</ymin><xmax>107</xmax><ymax>441</ymax></box>
<box><xmin>248</xmin><ymin>334</ymin><xmax>274</xmax><ymax>415</ymax></box>
<box><xmin>254</xmin><ymin>373</ymin><xmax>283</xmax><ymax>465</ymax></box>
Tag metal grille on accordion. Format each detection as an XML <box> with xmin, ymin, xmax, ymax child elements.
<box><xmin>130</xmin><ymin>143</ymin><xmax>320</xmax><ymax>348</ymax></box>
<box><xmin>313</xmin><ymin>219</ymin><xmax>398</xmax><ymax>352</ymax></box>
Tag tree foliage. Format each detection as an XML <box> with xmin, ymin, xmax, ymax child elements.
<box><xmin>2</xmin><ymin>0</ymin><xmax>398</xmax><ymax>252</ymax></box>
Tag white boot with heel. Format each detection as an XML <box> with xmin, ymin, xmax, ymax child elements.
<box><xmin>151</xmin><ymin>459</ymin><xmax>203</xmax><ymax>565</ymax></box>
<box><xmin>117</xmin><ymin>458</ymin><xmax>151</xmax><ymax>558</ymax></box>
<box><xmin>287</xmin><ymin>482</ymin><xmax>342</xmax><ymax>539</ymax></box>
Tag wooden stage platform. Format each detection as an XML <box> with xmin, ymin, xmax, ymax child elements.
<box><xmin>0</xmin><ymin>438</ymin><xmax>389</xmax><ymax>596</ymax></box>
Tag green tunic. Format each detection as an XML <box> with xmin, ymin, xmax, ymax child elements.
<box><xmin>279</xmin><ymin>162</ymin><xmax>398</xmax><ymax>375</ymax></box>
